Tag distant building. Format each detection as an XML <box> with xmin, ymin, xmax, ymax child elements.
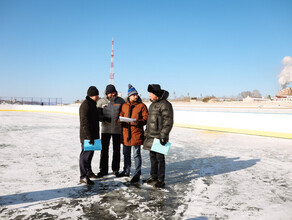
<box><xmin>278</xmin><ymin>87</ymin><xmax>292</xmax><ymax>96</ymax></box>
<box><xmin>273</xmin><ymin>96</ymin><xmax>292</xmax><ymax>102</ymax></box>
<box><xmin>274</xmin><ymin>87</ymin><xmax>292</xmax><ymax>102</ymax></box>
<box><xmin>243</xmin><ymin>96</ymin><xmax>269</xmax><ymax>102</ymax></box>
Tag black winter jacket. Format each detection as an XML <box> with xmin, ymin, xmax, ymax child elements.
<box><xmin>79</xmin><ymin>96</ymin><xmax>100</xmax><ymax>143</ymax></box>
<box><xmin>143</xmin><ymin>90</ymin><xmax>174</xmax><ymax>150</ymax></box>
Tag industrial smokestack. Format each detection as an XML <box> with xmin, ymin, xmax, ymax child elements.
<box><xmin>278</xmin><ymin>56</ymin><xmax>292</xmax><ymax>88</ymax></box>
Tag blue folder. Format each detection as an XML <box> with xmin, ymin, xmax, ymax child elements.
<box><xmin>151</xmin><ymin>138</ymin><xmax>171</xmax><ymax>155</ymax></box>
<box><xmin>84</xmin><ymin>139</ymin><xmax>102</xmax><ymax>151</ymax></box>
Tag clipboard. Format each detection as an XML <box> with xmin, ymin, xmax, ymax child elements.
<box><xmin>151</xmin><ymin>138</ymin><xmax>171</xmax><ymax>155</ymax></box>
<box><xmin>83</xmin><ymin>139</ymin><xmax>102</xmax><ymax>151</ymax></box>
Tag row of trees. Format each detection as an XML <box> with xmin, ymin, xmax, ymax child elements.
<box><xmin>239</xmin><ymin>90</ymin><xmax>262</xmax><ymax>99</ymax></box>
<box><xmin>171</xmin><ymin>89</ymin><xmax>271</xmax><ymax>102</ymax></box>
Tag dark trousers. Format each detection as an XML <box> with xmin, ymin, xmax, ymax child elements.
<box><xmin>99</xmin><ymin>133</ymin><xmax>121</xmax><ymax>174</ymax></box>
<box><xmin>150</xmin><ymin>151</ymin><xmax>165</xmax><ymax>182</ymax></box>
<box><xmin>79</xmin><ymin>144</ymin><xmax>94</xmax><ymax>179</ymax></box>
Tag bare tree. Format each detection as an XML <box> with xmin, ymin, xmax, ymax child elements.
<box><xmin>252</xmin><ymin>89</ymin><xmax>262</xmax><ymax>98</ymax></box>
<box><xmin>240</xmin><ymin>91</ymin><xmax>252</xmax><ymax>98</ymax></box>
<box><xmin>173</xmin><ymin>92</ymin><xmax>176</xmax><ymax>99</ymax></box>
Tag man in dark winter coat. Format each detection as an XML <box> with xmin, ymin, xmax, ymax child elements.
<box><xmin>79</xmin><ymin>86</ymin><xmax>101</xmax><ymax>185</ymax></box>
<box><xmin>143</xmin><ymin>84</ymin><xmax>173</xmax><ymax>188</ymax></box>
<box><xmin>97</xmin><ymin>84</ymin><xmax>125</xmax><ymax>177</ymax></box>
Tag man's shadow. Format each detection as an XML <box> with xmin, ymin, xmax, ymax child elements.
<box><xmin>137</xmin><ymin>155</ymin><xmax>260</xmax><ymax>218</ymax></box>
<box><xmin>141</xmin><ymin>155</ymin><xmax>260</xmax><ymax>186</ymax></box>
<box><xmin>165</xmin><ymin>156</ymin><xmax>260</xmax><ymax>185</ymax></box>
<box><xmin>0</xmin><ymin>179</ymin><xmax>120</xmax><ymax>208</ymax></box>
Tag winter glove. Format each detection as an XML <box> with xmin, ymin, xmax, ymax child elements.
<box><xmin>103</xmin><ymin>117</ymin><xmax>111</xmax><ymax>123</ymax></box>
<box><xmin>89</xmin><ymin>138</ymin><xmax>95</xmax><ymax>145</ymax></box>
<box><xmin>133</xmin><ymin>119</ymin><xmax>141</xmax><ymax>126</ymax></box>
<box><xmin>160</xmin><ymin>138</ymin><xmax>167</xmax><ymax>146</ymax></box>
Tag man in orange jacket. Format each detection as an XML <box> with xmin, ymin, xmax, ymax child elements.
<box><xmin>117</xmin><ymin>84</ymin><xmax>148</xmax><ymax>183</ymax></box>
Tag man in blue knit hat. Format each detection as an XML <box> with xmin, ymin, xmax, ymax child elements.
<box><xmin>117</xmin><ymin>84</ymin><xmax>148</xmax><ymax>183</ymax></box>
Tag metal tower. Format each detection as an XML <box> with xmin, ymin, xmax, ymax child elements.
<box><xmin>109</xmin><ymin>38</ymin><xmax>115</xmax><ymax>85</ymax></box>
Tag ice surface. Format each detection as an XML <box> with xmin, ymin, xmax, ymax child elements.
<box><xmin>0</xmin><ymin>111</ymin><xmax>292</xmax><ymax>219</ymax></box>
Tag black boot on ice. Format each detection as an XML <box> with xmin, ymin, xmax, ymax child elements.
<box><xmin>116</xmin><ymin>171</ymin><xmax>130</xmax><ymax>178</ymax></box>
<box><xmin>154</xmin><ymin>180</ymin><xmax>165</xmax><ymax>188</ymax></box>
<box><xmin>80</xmin><ymin>177</ymin><xmax>95</xmax><ymax>185</ymax></box>
<box><xmin>130</xmin><ymin>176</ymin><xmax>140</xmax><ymax>183</ymax></box>
<box><xmin>142</xmin><ymin>177</ymin><xmax>158</xmax><ymax>184</ymax></box>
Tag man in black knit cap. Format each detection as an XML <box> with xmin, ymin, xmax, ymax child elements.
<box><xmin>79</xmin><ymin>86</ymin><xmax>100</xmax><ymax>185</ymax></box>
<box><xmin>97</xmin><ymin>84</ymin><xmax>125</xmax><ymax>177</ymax></box>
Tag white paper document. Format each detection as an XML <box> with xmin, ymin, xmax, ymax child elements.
<box><xmin>119</xmin><ymin>116</ymin><xmax>137</xmax><ymax>123</ymax></box>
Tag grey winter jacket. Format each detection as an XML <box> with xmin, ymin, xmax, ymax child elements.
<box><xmin>97</xmin><ymin>95</ymin><xmax>125</xmax><ymax>134</ymax></box>
<box><xmin>143</xmin><ymin>90</ymin><xmax>174</xmax><ymax>150</ymax></box>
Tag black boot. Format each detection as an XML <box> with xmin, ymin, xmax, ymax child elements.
<box><xmin>154</xmin><ymin>180</ymin><xmax>165</xmax><ymax>188</ymax></box>
<box><xmin>80</xmin><ymin>176</ymin><xmax>95</xmax><ymax>185</ymax></box>
<box><xmin>116</xmin><ymin>171</ymin><xmax>130</xmax><ymax>177</ymax></box>
<box><xmin>142</xmin><ymin>177</ymin><xmax>158</xmax><ymax>184</ymax></box>
<box><xmin>130</xmin><ymin>176</ymin><xmax>140</xmax><ymax>183</ymax></box>
<box><xmin>88</xmin><ymin>173</ymin><xmax>98</xmax><ymax>179</ymax></box>
<box><xmin>97</xmin><ymin>172</ymin><xmax>108</xmax><ymax>178</ymax></box>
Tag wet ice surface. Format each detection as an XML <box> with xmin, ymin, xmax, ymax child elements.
<box><xmin>0</xmin><ymin>112</ymin><xmax>292</xmax><ymax>219</ymax></box>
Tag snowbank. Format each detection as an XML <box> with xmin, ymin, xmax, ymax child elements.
<box><xmin>175</xmin><ymin>110</ymin><xmax>292</xmax><ymax>139</ymax></box>
<box><xmin>1</xmin><ymin>104</ymin><xmax>291</xmax><ymax>139</ymax></box>
<box><xmin>0</xmin><ymin>104</ymin><xmax>79</xmax><ymax>115</ymax></box>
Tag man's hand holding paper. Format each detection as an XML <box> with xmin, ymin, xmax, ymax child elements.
<box><xmin>119</xmin><ymin>116</ymin><xmax>137</xmax><ymax>123</ymax></box>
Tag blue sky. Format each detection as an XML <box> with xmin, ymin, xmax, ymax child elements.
<box><xmin>1</xmin><ymin>0</ymin><xmax>291</xmax><ymax>103</ymax></box>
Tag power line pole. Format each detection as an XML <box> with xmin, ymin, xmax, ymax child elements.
<box><xmin>109</xmin><ymin>37</ymin><xmax>115</xmax><ymax>85</ymax></box>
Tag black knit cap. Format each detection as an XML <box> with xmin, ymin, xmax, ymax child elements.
<box><xmin>87</xmin><ymin>86</ymin><xmax>99</xmax><ymax>96</ymax></box>
<box><xmin>105</xmin><ymin>84</ymin><xmax>117</xmax><ymax>95</ymax></box>
<box><xmin>147</xmin><ymin>84</ymin><xmax>162</xmax><ymax>97</ymax></box>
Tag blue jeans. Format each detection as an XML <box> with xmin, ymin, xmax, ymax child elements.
<box><xmin>123</xmin><ymin>145</ymin><xmax>142</xmax><ymax>178</ymax></box>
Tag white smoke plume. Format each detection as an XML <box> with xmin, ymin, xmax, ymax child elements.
<box><xmin>278</xmin><ymin>56</ymin><xmax>292</xmax><ymax>88</ymax></box>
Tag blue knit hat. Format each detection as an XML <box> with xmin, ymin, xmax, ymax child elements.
<box><xmin>128</xmin><ymin>84</ymin><xmax>138</xmax><ymax>97</ymax></box>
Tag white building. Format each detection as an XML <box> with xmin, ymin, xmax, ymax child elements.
<box><xmin>243</xmin><ymin>96</ymin><xmax>270</xmax><ymax>102</ymax></box>
<box><xmin>273</xmin><ymin>96</ymin><xmax>292</xmax><ymax>102</ymax></box>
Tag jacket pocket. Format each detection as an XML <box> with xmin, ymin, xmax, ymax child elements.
<box><xmin>157</xmin><ymin>116</ymin><xmax>162</xmax><ymax>131</ymax></box>
<box><xmin>156</xmin><ymin>117</ymin><xmax>159</xmax><ymax>131</ymax></box>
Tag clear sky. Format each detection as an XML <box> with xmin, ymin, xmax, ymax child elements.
<box><xmin>1</xmin><ymin>0</ymin><xmax>291</xmax><ymax>103</ymax></box>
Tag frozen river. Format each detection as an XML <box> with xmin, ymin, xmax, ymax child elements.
<box><xmin>0</xmin><ymin>111</ymin><xmax>292</xmax><ymax>219</ymax></box>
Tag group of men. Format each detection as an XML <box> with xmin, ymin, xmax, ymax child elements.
<box><xmin>79</xmin><ymin>83</ymin><xmax>173</xmax><ymax>188</ymax></box>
